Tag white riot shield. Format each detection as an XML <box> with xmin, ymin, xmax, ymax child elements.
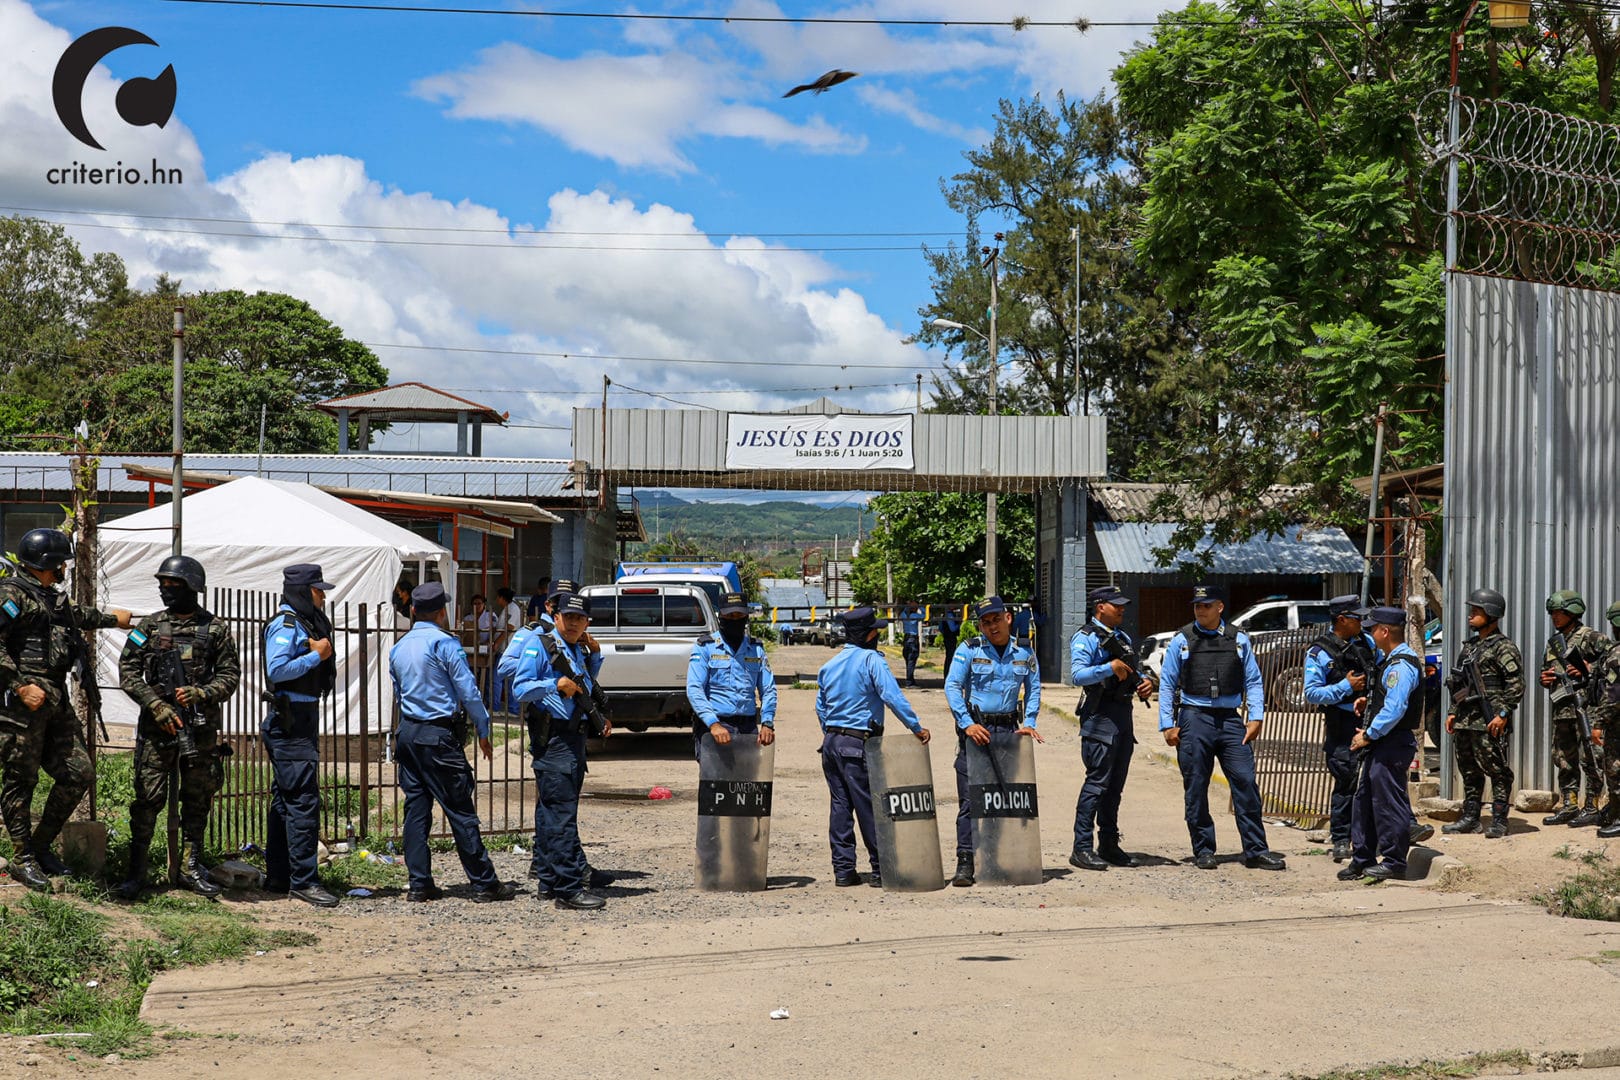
<box><xmin>695</xmin><ymin>733</ymin><xmax>774</xmax><ymax>892</ymax></box>
<box><xmin>965</xmin><ymin>732</ymin><xmax>1042</xmax><ymax>886</ymax></box>
<box><xmin>865</xmin><ymin>734</ymin><xmax>945</xmax><ymax>892</ymax></box>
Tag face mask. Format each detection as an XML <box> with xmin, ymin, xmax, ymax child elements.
<box><xmin>159</xmin><ymin>582</ymin><xmax>198</xmax><ymax>613</ymax></box>
<box><xmin>855</xmin><ymin>628</ymin><xmax>881</xmax><ymax>650</ymax></box>
<box><xmin>718</xmin><ymin>619</ymin><xmax>747</xmax><ymax>648</ymax></box>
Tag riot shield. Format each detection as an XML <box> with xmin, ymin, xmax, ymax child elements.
<box><xmin>965</xmin><ymin>732</ymin><xmax>1042</xmax><ymax>886</ymax></box>
<box><xmin>695</xmin><ymin>733</ymin><xmax>775</xmax><ymax>891</ymax></box>
<box><xmin>865</xmin><ymin>734</ymin><xmax>945</xmax><ymax>892</ymax></box>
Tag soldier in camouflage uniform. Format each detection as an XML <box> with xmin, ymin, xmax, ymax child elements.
<box><xmin>116</xmin><ymin>556</ymin><xmax>240</xmax><ymax>900</ymax></box>
<box><xmin>1539</xmin><ymin>590</ymin><xmax>1609</xmax><ymax>827</ymax></box>
<box><xmin>0</xmin><ymin>529</ymin><xmax>130</xmax><ymax>891</ymax></box>
<box><xmin>1593</xmin><ymin>601</ymin><xmax>1620</xmax><ymax>838</ymax></box>
<box><xmin>1442</xmin><ymin>587</ymin><xmax>1525</xmax><ymax>839</ymax></box>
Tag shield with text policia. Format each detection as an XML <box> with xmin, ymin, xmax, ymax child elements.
<box><xmin>865</xmin><ymin>734</ymin><xmax>945</xmax><ymax>891</ymax></box>
<box><xmin>695</xmin><ymin>733</ymin><xmax>775</xmax><ymax>891</ymax></box>
<box><xmin>966</xmin><ymin>731</ymin><xmax>1042</xmax><ymax>885</ymax></box>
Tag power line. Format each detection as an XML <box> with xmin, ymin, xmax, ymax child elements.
<box><xmin>0</xmin><ymin>205</ymin><xmax>956</xmax><ymax>240</ymax></box>
<box><xmin>362</xmin><ymin>340</ymin><xmax>933</xmax><ymax>371</ymax></box>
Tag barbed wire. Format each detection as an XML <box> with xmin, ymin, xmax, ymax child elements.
<box><xmin>1430</xmin><ymin>93</ymin><xmax>1620</xmax><ymax>292</ymax></box>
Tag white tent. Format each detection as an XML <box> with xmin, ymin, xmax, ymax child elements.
<box><xmin>93</xmin><ymin>477</ymin><xmax>454</xmax><ymax>733</ymax></box>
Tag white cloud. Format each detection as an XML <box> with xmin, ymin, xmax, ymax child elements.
<box><xmin>413</xmin><ymin>43</ymin><xmax>865</xmax><ymax>173</ymax></box>
<box><xmin>855</xmin><ymin>83</ymin><xmax>989</xmax><ymax>143</ymax></box>
<box><xmin>0</xmin><ymin>0</ymin><xmax>925</xmax><ymax>458</ymax></box>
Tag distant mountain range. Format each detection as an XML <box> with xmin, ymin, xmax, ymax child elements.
<box><xmin>630</xmin><ymin>493</ymin><xmax>866</xmax><ymax>549</ymax></box>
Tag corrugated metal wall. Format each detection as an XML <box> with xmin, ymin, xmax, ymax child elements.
<box><xmin>1443</xmin><ymin>273</ymin><xmax>1620</xmax><ymax>794</ymax></box>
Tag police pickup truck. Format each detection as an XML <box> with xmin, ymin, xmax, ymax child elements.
<box><xmin>577</xmin><ymin>583</ymin><xmax>716</xmax><ymax>732</ymax></box>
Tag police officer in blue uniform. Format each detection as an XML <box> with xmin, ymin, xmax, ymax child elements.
<box><xmin>497</xmin><ymin>578</ymin><xmax>571</xmax><ymax>699</ymax></box>
<box><xmin>815</xmin><ymin>607</ymin><xmax>930</xmax><ymax>887</ymax></box>
<box><xmin>1338</xmin><ymin>607</ymin><xmax>1423</xmax><ymax>882</ymax></box>
<box><xmin>389</xmin><ymin>583</ymin><xmax>517</xmax><ymax>903</ymax></box>
<box><xmin>1068</xmin><ymin>585</ymin><xmax>1153</xmax><ymax>872</ymax></box>
<box><xmin>261</xmin><ymin>563</ymin><xmax>341</xmax><ymax>907</ymax></box>
<box><xmin>514</xmin><ymin>590</ymin><xmax>612</xmax><ymax>910</ymax></box>
<box><xmin>899</xmin><ymin>600</ymin><xmax>923</xmax><ymax>687</ymax></box>
<box><xmin>688</xmin><ymin>592</ymin><xmax>777</xmax><ymax>754</ymax></box>
<box><xmin>938</xmin><ymin>607</ymin><xmax>961</xmax><ymax>672</ymax></box>
<box><xmin>943</xmin><ymin>596</ymin><xmax>1042</xmax><ymax>887</ymax></box>
<box><xmin>1158</xmin><ymin>585</ymin><xmax>1285</xmax><ymax>871</ymax></box>
<box><xmin>1303</xmin><ymin>595</ymin><xmax>1377</xmax><ymax>862</ymax></box>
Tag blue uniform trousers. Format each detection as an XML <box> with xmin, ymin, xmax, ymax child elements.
<box><xmin>395</xmin><ymin>720</ymin><xmax>499</xmax><ymax>892</ymax></box>
<box><xmin>532</xmin><ymin>732</ymin><xmax>589</xmax><ymax>896</ymax></box>
<box><xmin>952</xmin><ymin>727</ymin><xmax>1022</xmax><ymax>856</ymax></box>
<box><xmin>1175</xmin><ymin>706</ymin><xmax>1269</xmax><ymax>858</ymax></box>
<box><xmin>1350</xmin><ymin>729</ymin><xmax>1417</xmax><ymax>873</ymax></box>
<box><xmin>262</xmin><ymin>700</ymin><xmax>321</xmax><ymax>890</ymax></box>
<box><xmin>1323</xmin><ymin>717</ymin><xmax>1358</xmax><ymax>845</ymax></box>
<box><xmin>902</xmin><ymin>635</ymin><xmax>920</xmax><ymax>683</ymax></box>
<box><xmin>1073</xmin><ymin>701</ymin><xmax>1134</xmax><ymax>854</ymax></box>
<box><xmin>821</xmin><ymin>730</ymin><xmax>879</xmax><ymax>875</ymax></box>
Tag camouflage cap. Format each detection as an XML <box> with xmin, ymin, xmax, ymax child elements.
<box><xmin>1546</xmin><ymin>589</ymin><xmax>1587</xmax><ymax>617</ymax></box>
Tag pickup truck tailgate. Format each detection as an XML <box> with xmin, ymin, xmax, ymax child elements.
<box><xmin>595</xmin><ymin>636</ymin><xmax>696</xmax><ymax>690</ymax></box>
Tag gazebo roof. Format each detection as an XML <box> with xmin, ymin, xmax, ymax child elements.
<box><xmin>315</xmin><ymin>382</ymin><xmax>507</xmax><ymax>425</ymax></box>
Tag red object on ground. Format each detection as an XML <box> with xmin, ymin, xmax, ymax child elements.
<box><xmin>648</xmin><ymin>786</ymin><xmax>674</xmax><ymax>800</ymax></box>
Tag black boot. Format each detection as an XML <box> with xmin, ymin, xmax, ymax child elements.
<box><xmin>1544</xmin><ymin>793</ymin><xmax>1579</xmax><ymax>826</ymax></box>
<box><xmin>1484</xmin><ymin>800</ymin><xmax>1510</xmax><ymax>839</ymax></box>
<box><xmin>116</xmin><ymin>844</ymin><xmax>150</xmax><ymax>901</ymax></box>
<box><xmin>9</xmin><ymin>853</ymin><xmax>51</xmax><ymax>892</ymax></box>
<box><xmin>950</xmin><ymin>852</ymin><xmax>974</xmax><ymax>887</ymax></box>
<box><xmin>1570</xmin><ymin>796</ymin><xmax>1604</xmax><ymax>828</ymax></box>
<box><xmin>177</xmin><ymin>841</ymin><xmax>222</xmax><ymax>898</ymax></box>
<box><xmin>1598</xmin><ymin>812</ymin><xmax>1620</xmax><ymax>839</ymax></box>
<box><xmin>33</xmin><ymin>847</ymin><xmax>71</xmax><ymax>877</ymax></box>
<box><xmin>1443</xmin><ymin>800</ymin><xmax>1483</xmax><ymax>834</ymax></box>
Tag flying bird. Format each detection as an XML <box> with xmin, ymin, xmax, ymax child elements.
<box><xmin>783</xmin><ymin>70</ymin><xmax>859</xmax><ymax>98</ymax></box>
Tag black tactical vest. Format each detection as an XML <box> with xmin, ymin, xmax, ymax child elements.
<box><xmin>1310</xmin><ymin>632</ymin><xmax>1376</xmax><ymax>713</ymax></box>
<box><xmin>1078</xmin><ymin>623</ymin><xmax>1137</xmax><ymax>710</ymax></box>
<box><xmin>6</xmin><ymin>575</ymin><xmax>74</xmax><ymax>678</ymax></box>
<box><xmin>1368</xmin><ymin>652</ymin><xmax>1424</xmax><ymax>731</ymax></box>
<box><xmin>1179</xmin><ymin>622</ymin><xmax>1244</xmax><ymax>698</ymax></box>
<box><xmin>262</xmin><ymin>612</ymin><xmax>336</xmax><ymax>697</ymax></box>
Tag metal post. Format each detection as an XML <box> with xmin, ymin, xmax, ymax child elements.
<box><xmin>1359</xmin><ymin>403</ymin><xmax>1388</xmax><ymax>605</ymax></box>
<box><xmin>1440</xmin><ymin>83</ymin><xmax>1463</xmax><ymax>797</ymax></box>
<box><xmin>1071</xmin><ymin>225</ymin><xmax>1081</xmax><ymax>412</ymax></box>
<box><xmin>886</xmin><ymin>560</ymin><xmax>895</xmax><ymax>644</ymax></box>
<box><xmin>916</xmin><ymin>373</ymin><xmax>923</xmax><ymax>414</ymax></box>
<box><xmin>601</xmin><ymin>375</ymin><xmax>610</xmax><ymax>512</ymax></box>
<box><xmin>985</xmin><ymin>238</ymin><xmax>1000</xmax><ymax>599</ymax></box>
<box><xmin>257</xmin><ymin>402</ymin><xmax>267</xmax><ymax>477</ymax></box>
<box><xmin>171</xmin><ymin>305</ymin><xmax>184</xmax><ymax>555</ymax></box>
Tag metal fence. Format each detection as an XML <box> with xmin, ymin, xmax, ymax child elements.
<box><xmin>1251</xmin><ymin>628</ymin><xmax>1334</xmax><ymax>828</ymax></box>
<box><xmin>205</xmin><ymin>589</ymin><xmax>539</xmax><ymax>852</ymax></box>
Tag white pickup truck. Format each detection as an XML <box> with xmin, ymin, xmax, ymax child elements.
<box><xmin>578</xmin><ymin>583</ymin><xmax>716</xmax><ymax>732</ymax></box>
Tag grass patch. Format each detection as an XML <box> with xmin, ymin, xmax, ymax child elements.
<box><xmin>317</xmin><ymin>843</ymin><xmax>409</xmax><ymax>893</ymax></box>
<box><xmin>1288</xmin><ymin>1049</ymin><xmax>1533</xmax><ymax>1079</ymax></box>
<box><xmin>789</xmin><ymin>681</ymin><xmax>815</xmax><ymax>691</ymax></box>
<box><xmin>0</xmin><ymin>890</ymin><xmax>314</xmax><ymax>1058</ymax></box>
<box><xmin>1552</xmin><ymin>843</ymin><xmax>1574</xmax><ymax>860</ymax></box>
<box><xmin>1538</xmin><ymin>848</ymin><xmax>1620</xmax><ymax>920</ymax></box>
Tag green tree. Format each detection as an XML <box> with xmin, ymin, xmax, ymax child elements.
<box><xmin>848</xmin><ymin>492</ymin><xmax>1034</xmax><ymax>606</ymax></box>
<box><xmin>915</xmin><ymin>95</ymin><xmax>1192</xmax><ymax>478</ymax></box>
<box><xmin>1113</xmin><ymin>0</ymin><xmax>1609</xmax><ymax>551</ymax></box>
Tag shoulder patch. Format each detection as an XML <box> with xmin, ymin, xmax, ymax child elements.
<box><xmin>1</xmin><ymin>599</ymin><xmax>16</xmax><ymax>618</ymax></box>
<box><xmin>129</xmin><ymin>628</ymin><xmax>149</xmax><ymax>647</ymax></box>
<box><xmin>1384</xmin><ymin>670</ymin><xmax>1400</xmax><ymax>689</ymax></box>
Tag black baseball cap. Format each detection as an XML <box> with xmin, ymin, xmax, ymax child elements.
<box><xmin>1191</xmin><ymin>584</ymin><xmax>1224</xmax><ymax>604</ymax></box>
<box><xmin>1089</xmin><ymin>585</ymin><xmax>1130</xmax><ymax>607</ymax></box>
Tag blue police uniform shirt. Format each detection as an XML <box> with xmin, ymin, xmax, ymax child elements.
<box><xmin>389</xmin><ymin>620</ymin><xmax>492</xmax><ymax>739</ymax></box>
<box><xmin>944</xmin><ymin>635</ymin><xmax>1041</xmax><ymax>731</ymax></box>
<box><xmin>900</xmin><ymin>611</ymin><xmax>923</xmax><ymax>637</ymax></box>
<box><xmin>1302</xmin><ymin>633</ymin><xmax>1374</xmax><ymax>716</ymax></box>
<box><xmin>264</xmin><ymin>603</ymin><xmax>322</xmax><ymax>703</ymax></box>
<box><xmin>1157</xmin><ymin>621</ymin><xmax>1265</xmax><ymax>730</ymax></box>
<box><xmin>496</xmin><ymin>620</ymin><xmax>549</xmax><ymax>688</ymax></box>
<box><xmin>1365</xmin><ymin>642</ymin><xmax>1421</xmax><ymax>741</ymax></box>
<box><xmin>512</xmin><ymin>626</ymin><xmax>602</xmax><ymax>721</ymax></box>
<box><xmin>815</xmin><ymin>644</ymin><xmax>923</xmax><ymax>735</ymax></box>
<box><xmin>687</xmin><ymin>633</ymin><xmax>777</xmax><ymax>728</ymax></box>
<box><xmin>1070</xmin><ymin>618</ymin><xmax>1135</xmax><ymax>687</ymax></box>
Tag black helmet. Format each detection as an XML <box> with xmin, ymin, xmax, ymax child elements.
<box><xmin>16</xmin><ymin>528</ymin><xmax>73</xmax><ymax>571</ymax></box>
<box><xmin>1467</xmin><ymin>587</ymin><xmax>1506</xmax><ymax>620</ymax></box>
<box><xmin>155</xmin><ymin>555</ymin><xmax>206</xmax><ymax>593</ymax></box>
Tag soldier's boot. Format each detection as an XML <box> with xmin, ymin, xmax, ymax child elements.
<box><xmin>177</xmin><ymin>841</ymin><xmax>223</xmax><ymax>898</ymax></box>
<box><xmin>32</xmin><ymin>847</ymin><xmax>71</xmax><ymax>877</ymax></box>
<box><xmin>1543</xmin><ymin>792</ymin><xmax>1580</xmax><ymax>826</ymax></box>
<box><xmin>8</xmin><ymin>852</ymin><xmax>52</xmax><ymax>892</ymax></box>
<box><xmin>1597</xmin><ymin>808</ymin><xmax>1620</xmax><ymax>839</ymax></box>
<box><xmin>1484</xmin><ymin>800</ymin><xmax>1511</xmax><ymax>839</ymax></box>
<box><xmin>950</xmin><ymin>853</ymin><xmax>975</xmax><ymax>888</ymax></box>
<box><xmin>1570</xmin><ymin>795</ymin><xmax>1605</xmax><ymax>829</ymax></box>
<box><xmin>116</xmin><ymin>824</ymin><xmax>155</xmax><ymax>901</ymax></box>
<box><xmin>1443</xmin><ymin>800</ymin><xmax>1483</xmax><ymax>834</ymax></box>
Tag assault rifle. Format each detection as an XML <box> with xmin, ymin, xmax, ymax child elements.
<box><xmin>1548</xmin><ymin>632</ymin><xmax>1602</xmax><ymax>774</ymax></box>
<box><xmin>152</xmin><ymin>644</ymin><xmax>203</xmax><ymax>761</ymax></box>
<box><xmin>1445</xmin><ymin>639</ymin><xmax>1507</xmax><ymax>730</ymax></box>
<box><xmin>61</xmin><ymin>599</ymin><xmax>108</xmax><ymax>745</ymax></box>
<box><xmin>528</xmin><ymin>636</ymin><xmax>608</xmax><ymax>745</ymax></box>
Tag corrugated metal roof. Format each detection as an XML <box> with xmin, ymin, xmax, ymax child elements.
<box><xmin>316</xmin><ymin>382</ymin><xmax>505</xmax><ymax>422</ymax></box>
<box><xmin>1443</xmin><ymin>274</ymin><xmax>1620</xmax><ymax>793</ymax></box>
<box><xmin>761</xmin><ymin>584</ymin><xmax>830</xmax><ymax>610</ymax></box>
<box><xmin>1094</xmin><ymin>522</ymin><xmax>1363</xmax><ymax>575</ymax></box>
<box><xmin>0</xmin><ymin>452</ymin><xmax>590</xmax><ymax>501</ymax></box>
<box><xmin>1089</xmin><ymin>482</ymin><xmax>1313</xmax><ymax>523</ymax></box>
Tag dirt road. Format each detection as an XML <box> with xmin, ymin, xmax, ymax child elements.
<box><xmin>44</xmin><ymin>645</ymin><xmax>1620</xmax><ymax>1078</ymax></box>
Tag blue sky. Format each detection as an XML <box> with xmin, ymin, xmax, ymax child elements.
<box><xmin>6</xmin><ymin>0</ymin><xmax>1172</xmax><ymax>458</ymax></box>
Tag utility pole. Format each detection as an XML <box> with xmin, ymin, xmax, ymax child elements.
<box><xmin>171</xmin><ymin>305</ymin><xmax>184</xmax><ymax>555</ymax></box>
<box><xmin>1070</xmin><ymin>225</ymin><xmax>1081</xmax><ymax>412</ymax></box>
<box><xmin>916</xmin><ymin>372</ymin><xmax>923</xmax><ymax>414</ymax></box>
<box><xmin>984</xmin><ymin>235</ymin><xmax>1001</xmax><ymax>598</ymax></box>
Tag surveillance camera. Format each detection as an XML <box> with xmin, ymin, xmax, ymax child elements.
<box><xmin>973</xmin><ymin>559</ymin><xmax>986</xmax><ymax>568</ymax></box>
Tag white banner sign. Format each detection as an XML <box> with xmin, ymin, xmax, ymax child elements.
<box><xmin>725</xmin><ymin>413</ymin><xmax>915</xmax><ymax>471</ymax></box>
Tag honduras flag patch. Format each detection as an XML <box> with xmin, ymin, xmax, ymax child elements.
<box><xmin>1</xmin><ymin>599</ymin><xmax>17</xmax><ymax>618</ymax></box>
<box><xmin>129</xmin><ymin>628</ymin><xmax>148</xmax><ymax>647</ymax></box>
